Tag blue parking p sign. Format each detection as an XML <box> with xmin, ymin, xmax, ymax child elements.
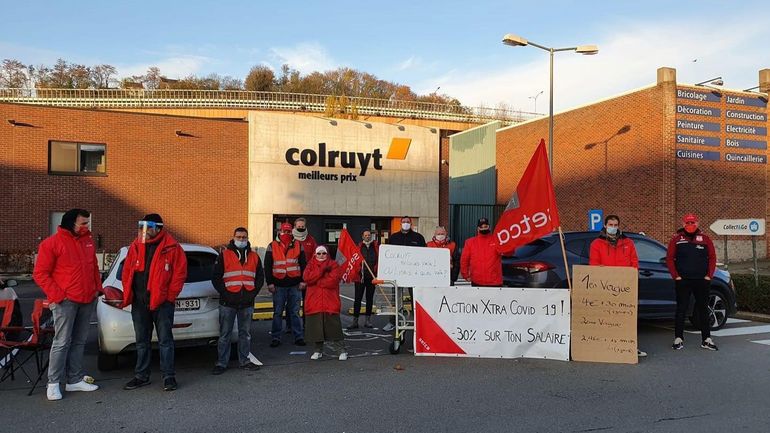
<box><xmin>589</xmin><ymin>209</ymin><xmax>603</xmax><ymax>231</ymax></box>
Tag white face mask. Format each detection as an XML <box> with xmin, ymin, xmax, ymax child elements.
<box><xmin>401</xmin><ymin>223</ymin><xmax>411</xmax><ymax>231</ymax></box>
<box><xmin>234</xmin><ymin>240</ymin><xmax>248</xmax><ymax>249</ymax></box>
<box><xmin>435</xmin><ymin>234</ymin><xmax>446</xmax><ymax>241</ymax></box>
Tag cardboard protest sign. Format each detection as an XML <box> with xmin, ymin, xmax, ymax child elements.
<box><xmin>570</xmin><ymin>265</ymin><xmax>638</xmax><ymax>364</ymax></box>
<box><xmin>414</xmin><ymin>286</ymin><xmax>570</xmax><ymax>360</ymax></box>
<box><xmin>377</xmin><ymin>244</ymin><xmax>450</xmax><ymax>287</ymax></box>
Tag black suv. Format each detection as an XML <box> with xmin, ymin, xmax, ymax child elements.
<box><xmin>502</xmin><ymin>231</ymin><xmax>737</xmax><ymax>330</ymax></box>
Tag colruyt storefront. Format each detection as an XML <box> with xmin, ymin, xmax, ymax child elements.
<box><xmin>247</xmin><ymin>112</ymin><xmax>440</xmax><ymax>251</ymax></box>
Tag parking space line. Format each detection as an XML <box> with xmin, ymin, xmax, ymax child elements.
<box><xmin>709</xmin><ymin>324</ymin><xmax>770</xmax><ymax>337</ymax></box>
<box><xmin>726</xmin><ymin>318</ymin><xmax>750</xmax><ymax>324</ymax></box>
<box><xmin>750</xmin><ymin>339</ymin><xmax>770</xmax><ymax>346</ymax></box>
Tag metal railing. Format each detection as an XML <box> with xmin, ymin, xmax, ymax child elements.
<box><xmin>0</xmin><ymin>88</ymin><xmax>541</xmax><ymax>124</ymax></box>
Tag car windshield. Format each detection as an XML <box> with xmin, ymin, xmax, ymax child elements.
<box><xmin>115</xmin><ymin>250</ymin><xmax>217</xmax><ymax>283</ymax></box>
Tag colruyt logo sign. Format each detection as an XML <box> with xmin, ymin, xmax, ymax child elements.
<box><xmin>285</xmin><ymin>138</ymin><xmax>412</xmax><ymax>183</ymax></box>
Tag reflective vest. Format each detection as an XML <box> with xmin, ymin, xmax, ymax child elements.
<box><xmin>271</xmin><ymin>240</ymin><xmax>302</xmax><ymax>279</ymax></box>
<box><xmin>222</xmin><ymin>249</ymin><xmax>259</xmax><ymax>292</ymax></box>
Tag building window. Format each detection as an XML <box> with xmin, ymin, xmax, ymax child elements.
<box><xmin>49</xmin><ymin>141</ymin><xmax>106</xmax><ymax>175</ymax></box>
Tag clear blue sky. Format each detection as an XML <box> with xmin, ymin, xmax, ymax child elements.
<box><xmin>2</xmin><ymin>1</ymin><xmax>767</xmax><ymax>112</ymax></box>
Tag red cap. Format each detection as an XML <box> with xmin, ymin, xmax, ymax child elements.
<box><xmin>683</xmin><ymin>213</ymin><xmax>699</xmax><ymax>223</ymax></box>
<box><xmin>280</xmin><ymin>222</ymin><xmax>293</xmax><ymax>231</ymax></box>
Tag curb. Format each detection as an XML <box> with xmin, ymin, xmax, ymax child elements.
<box><xmin>735</xmin><ymin>311</ymin><xmax>770</xmax><ymax>323</ymax></box>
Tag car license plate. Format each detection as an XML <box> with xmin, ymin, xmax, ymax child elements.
<box><xmin>175</xmin><ymin>298</ymin><xmax>200</xmax><ymax>311</ymax></box>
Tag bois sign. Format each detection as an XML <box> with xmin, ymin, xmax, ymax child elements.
<box><xmin>709</xmin><ymin>218</ymin><xmax>766</xmax><ymax>236</ymax></box>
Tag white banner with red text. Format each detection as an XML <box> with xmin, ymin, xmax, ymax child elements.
<box><xmin>413</xmin><ymin>287</ymin><xmax>571</xmax><ymax>360</ymax></box>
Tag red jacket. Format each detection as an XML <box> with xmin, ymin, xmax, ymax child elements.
<box><xmin>296</xmin><ymin>235</ymin><xmax>317</xmax><ymax>271</ymax></box>
<box><xmin>460</xmin><ymin>233</ymin><xmax>503</xmax><ymax>286</ymax></box>
<box><xmin>121</xmin><ymin>231</ymin><xmax>187</xmax><ymax>311</ymax></box>
<box><xmin>33</xmin><ymin>227</ymin><xmax>102</xmax><ymax>304</ymax></box>
<box><xmin>302</xmin><ymin>258</ymin><xmax>343</xmax><ymax>315</ymax></box>
<box><xmin>589</xmin><ymin>234</ymin><xmax>639</xmax><ymax>269</ymax></box>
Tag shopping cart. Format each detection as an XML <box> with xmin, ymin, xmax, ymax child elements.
<box><xmin>373</xmin><ymin>279</ymin><xmax>413</xmax><ymax>354</ymax></box>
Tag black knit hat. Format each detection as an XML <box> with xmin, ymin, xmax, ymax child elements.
<box><xmin>141</xmin><ymin>213</ymin><xmax>164</xmax><ymax>225</ymax></box>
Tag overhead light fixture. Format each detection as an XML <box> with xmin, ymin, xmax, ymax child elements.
<box><xmin>744</xmin><ymin>86</ymin><xmax>760</xmax><ymax>92</ymax></box>
<box><xmin>695</xmin><ymin>77</ymin><xmax>723</xmax><ymax>86</ymax></box>
<box><xmin>175</xmin><ymin>130</ymin><xmax>195</xmax><ymax>137</ymax></box>
<box><xmin>7</xmin><ymin>119</ymin><xmax>33</xmax><ymax>127</ymax></box>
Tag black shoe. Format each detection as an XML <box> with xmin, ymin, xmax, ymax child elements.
<box><xmin>239</xmin><ymin>362</ymin><xmax>261</xmax><ymax>371</ymax></box>
<box><xmin>269</xmin><ymin>339</ymin><xmax>281</xmax><ymax>348</ymax></box>
<box><xmin>211</xmin><ymin>366</ymin><xmax>226</xmax><ymax>375</ymax></box>
<box><xmin>123</xmin><ymin>377</ymin><xmax>150</xmax><ymax>390</ymax></box>
<box><xmin>701</xmin><ymin>338</ymin><xmax>719</xmax><ymax>351</ymax></box>
<box><xmin>294</xmin><ymin>339</ymin><xmax>306</xmax><ymax>346</ymax></box>
<box><xmin>163</xmin><ymin>377</ymin><xmax>177</xmax><ymax>391</ymax></box>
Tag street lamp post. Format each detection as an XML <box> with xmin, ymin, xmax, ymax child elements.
<box><xmin>529</xmin><ymin>90</ymin><xmax>544</xmax><ymax>113</ymax></box>
<box><xmin>502</xmin><ymin>34</ymin><xmax>598</xmax><ymax>174</ymax></box>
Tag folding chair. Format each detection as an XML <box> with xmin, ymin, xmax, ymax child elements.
<box><xmin>0</xmin><ymin>299</ymin><xmax>54</xmax><ymax>395</ymax></box>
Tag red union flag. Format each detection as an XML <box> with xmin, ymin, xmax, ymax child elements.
<box><xmin>494</xmin><ymin>139</ymin><xmax>560</xmax><ymax>254</ymax></box>
<box><xmin>335</xmin><ymin>228</ymin><xmax>363</xmax><ymax>283</ymax></box>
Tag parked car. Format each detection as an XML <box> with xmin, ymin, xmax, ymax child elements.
<box><xmin>502</xmin><ymin>231</ymin><xmax>737</xmax><ymax>330</ymax></box>
<box><xmin>97</xmin><ymin>244</ymin><xmax>221</xmax><ymax>371</ymax></box>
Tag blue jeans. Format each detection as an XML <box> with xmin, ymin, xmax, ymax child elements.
<box><xmin>216</xmin><ymin>305</ymin><xmax>254</xmax><ymax>367</ymax></box>
<box><xmin>131</xmin><ymin>301</ymin><xmax>175</xmax><ymax>380</ymax></box>
<box><xmin>48</xmin><ymin>300</ymin><xmax>95</xmax><ymax>385</ymax></box>
<box><xmin>271</xmin><ymin>285</ymin><xmax>303</xmax><ymax>341</ymax></box>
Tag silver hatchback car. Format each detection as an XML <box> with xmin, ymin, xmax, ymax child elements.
<box><xmin>96</xmin><ymin>244</ymin><xmax>221</xmax><ymax>370</ymax></box>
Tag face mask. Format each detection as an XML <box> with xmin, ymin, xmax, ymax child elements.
<box><xmin>479</xmin><ymin>229</ymin><xmax>491</xmax><ymax>235</ymax></box>
<box><xmin>401</xmin><ymin>223</ymin><xmax>411</xmax><ymax>231</ymax></box>
<box><xmin>279</xmin><ymin>233</ymin><xmax>292</xmax><ymax>244</ymax></box>
<box><xmin>435</xmin><ymin>235</ymin><xmax>447</xmax><ymax>242</ymax></box>
<box><xmin>295</xmin><ymin>227</ymin><xmax>306</xmax><ymax>233</ymax></box>
<box><xmin>77</xmin><ymin>226</ymin><xmax>90</xmax><ymax>236</ymax></box>
<box><xmin>684</xmin><ymin>224</ymin><xmax>698</xmax><ymax>234</ymax></box>
<box><xmin>606</xmin><ymin>226</ymin><xmax>618</xmax><ymax>235</ymax></box>
<box><xmin>234</xmin><ymin>240</ymin><xmax>248</xmax><ymax>249</ymax></box>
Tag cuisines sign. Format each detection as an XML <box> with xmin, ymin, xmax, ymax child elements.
<box><xmin>284</xmin><ymin>138</ymin><xmax>411</xmax><ymax>184</ymax></box>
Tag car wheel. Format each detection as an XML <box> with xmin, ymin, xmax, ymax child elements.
<box><xmin>97</xmin><ymin>350</ymin><xmax>119</xmax><ymax>371</ymax></box>
<box><xmin>690</xmin><ymin>288</ymin><xmax>728</xmax><ymax>331</ymax></box>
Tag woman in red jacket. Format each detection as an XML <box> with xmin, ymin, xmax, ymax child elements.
<box><xmin>302</xmin><ymin>246</ymin><xmax>348</xmax><ymax>361</ymax></box>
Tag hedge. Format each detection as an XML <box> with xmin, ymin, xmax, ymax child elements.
<box><xmin>732</xmin><ymin>274</ymin><xmax>770</xmax><ymax>315</ymax></box>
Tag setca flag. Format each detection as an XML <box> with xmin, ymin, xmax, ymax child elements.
<box><xmin>494</xmin><ymin>139</ymin><xmax>560</xmax><ymax>254</ymax></box>
<box><xmin>335</xmin><ymin>228</ymin><xmax>363</xmax><ymax>283</ymax></box>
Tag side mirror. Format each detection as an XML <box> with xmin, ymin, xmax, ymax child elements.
<box><xmin>5</xmin><ymin>279</ymin><xmax>18</xmax><ymax>288</ymax></box>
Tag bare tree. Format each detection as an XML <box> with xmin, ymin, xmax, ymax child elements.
<box><xmin>91</xmin><ymin>64</ymin><xmax>117</xmax><ymax>88</ymax></box>
<box><xmin>142</xmin><ymin>66</ymin><xmax>162</xmax><ymax>90</ymax></box>
<box><xmin>69</xmin><ymin>64</ymin><xmax>92</xmax><ymax>89</ymax></box>
<box><xmin>0</xmin><ymin>59</ymin><xmax>30</xmax><ymax>88</ymax></box>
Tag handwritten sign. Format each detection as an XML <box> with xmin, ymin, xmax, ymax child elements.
<box><xmin>377</xmin><ymin>244</ymin><xmax>450</xmax><ymax>287</ymax></box>
<box><xmin>413</xmin><ymin>287</ymin><xmax>571</xmax><ymax>360</ymax></box>
<box><xmin>570</xmin><ymin>265</ymin><xmax>638</xmax><ymax>364</ymax></box>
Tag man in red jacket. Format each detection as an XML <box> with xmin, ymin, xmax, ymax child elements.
<box><xmin>461</xmin><ymin>218</ymin><xmax>503</xmax><ymax>287</ymax></box>
<box><xmin>588</xmin><ymin>214</ymin><xmax>646</xmax><ymax>358</ymax></box>
<box><xmin>34</xmin><ymin>208</ymin><xmax>102</xmax><ymax>401</ymax></box>
<box><xmin>666</xmin><ymin>213</ymin><xmax>718</xmax><ymax>351</ymax></box>
<box><xmin>121</xmin><ymin>214</ymin><xmax>187</xmax><ymax>392</ymax></box>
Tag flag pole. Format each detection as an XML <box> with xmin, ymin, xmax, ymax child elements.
<box><xmin>558</xmin><ymin>226</ymin><xmax>572</xmax><ymax>290</ymax></box>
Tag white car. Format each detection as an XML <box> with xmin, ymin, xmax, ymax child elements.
<box><xmin>97</xmin><ymin>243</ymin><xmax>222</xmax><ymax>371</ymax></box>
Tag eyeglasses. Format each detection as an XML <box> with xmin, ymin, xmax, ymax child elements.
<box><xmin>138</xmin><ymin>221</ymin><xmax>163</xmax><ymax>229</ymax></box>
<box><xmin>684</xmin><ymin>221</ymin><xmax>697</xmax><ymax>225</ymax></box>
<box><xmin>316</xmin><ymin>252</ymin><xmax>328</xmax><ymax>256</ymax></box>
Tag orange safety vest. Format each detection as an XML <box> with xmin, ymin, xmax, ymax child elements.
<box><xmin>222</xmin><ymin>249</ymin><xmax>259</xmax><ymax>292</ymax></box>
<box><xmin>270</xmin><ymin>240</ymin><xmax>302</xmax><ymax>279</ymax></box>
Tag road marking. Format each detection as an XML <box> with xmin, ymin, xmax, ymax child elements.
<box><xmin>726</xmin><ymin>318</ymin><xmax>750</xmax><ymax>324</ymax></box>
<box><xmin>707</xmin><ymin>324</ymin><xmax>770</xmax><ymax>337</ymax></box>
<box><xmin>751</xmin><ymin>339</ymin><xmax>770</xmax><ymax>346</ymax></box>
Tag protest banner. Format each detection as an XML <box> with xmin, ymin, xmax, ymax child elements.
<box><xmin>413</xmin><ymin>286</ymin><xmax>571</xmax><ymax>360</ymax></box>
<box><xmin>570</xmin><ymin>265</ymin><xmax>638</xmax><ymax>364</ymax></box>
<box><xmin>377</xmin><ymin>244</ymin><xmax>450</xmax><ymax>287</ymax></box>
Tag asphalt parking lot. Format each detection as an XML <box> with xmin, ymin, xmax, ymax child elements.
<box><xmin>3</xmin><ymin>281</ymin><xmax>770</xmax><ymax>433</ymax></box>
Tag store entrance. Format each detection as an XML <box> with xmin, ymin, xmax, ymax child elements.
<box><xmin>271</xmin><ymin>215</ymin><xmax>414</xmax><ymax>257</ymax></box>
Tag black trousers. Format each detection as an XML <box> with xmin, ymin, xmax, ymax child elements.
<box><xmin>674</xmin><ymin>278</ymin><xmax>711</xmax><ymax>341</ymax></box>
<box><xmin>353</xmin><ymin>281</ymin><xmax>376</xmax><ymax>317</ymax></box>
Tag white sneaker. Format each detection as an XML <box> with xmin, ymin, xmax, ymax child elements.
<box><xmin>310</xmin><ymin>352</ymin><xmax>323</xmax><ymax>360</ymax></box>
<box><xmin>338</xmin><ymin>352</ymin><xmax>348</xmax><ymax>361</ymax></box>
<box><xmin>47</xmin><ymin>383</ymin><xmax>62</xmax><ymax>401</ymax></box>
<box><xmin>382</xmin><ymin>323</ymin><xmax>395</xmax><ymax>332</ymax></box>
<box><xmin>65</xmin><ymin>380</ymin><xmax>99</xmax><ymax>392</ymax></box>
